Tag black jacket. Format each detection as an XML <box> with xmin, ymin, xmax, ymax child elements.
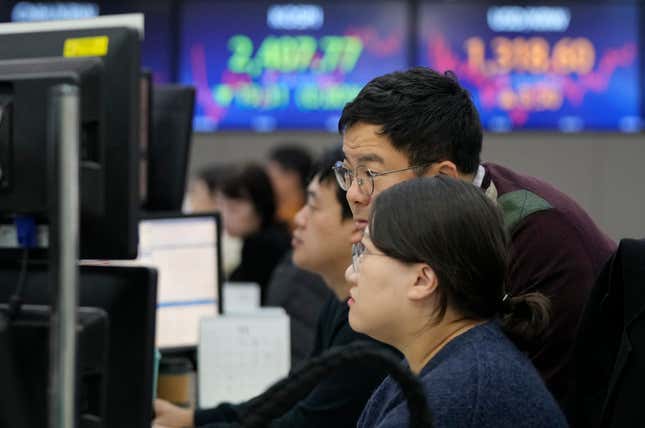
<box><xmin>228</xmin><ymin>223</ymin><xmax>291</xmax><ymax>305</ymax></box>
<box><xmin>572</xmin><ymin>238</ymin><xmax>645</xmax><ymax>428</ymax></box>
<box><xmin>265</xmin><ymin>252</ymin><xmax>333</xmax><ymax>368</ymax></box>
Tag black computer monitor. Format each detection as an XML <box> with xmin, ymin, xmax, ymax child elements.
<box><xmin>0</xmin><ymin>55</ymin><xmax>105</xmax><ymax>225</ymax></box>
<box><xmin>0</xmin><ymin>263</ymin><xmax>157</xmax><ymax>428</ymax></box>
<box><xmin>145</xmin><ymin>84</ymin><xmax>195</xmax><ymax>212</ymax></box>
<box><xmin>0</xmin><ymin>19</ymin><xmax>141</xmax><ymax>259</ymax></box>
<box><xmin>0</xmin><ymin>304</ymin><xmax>109</xmax><ymax>428</ymax></box>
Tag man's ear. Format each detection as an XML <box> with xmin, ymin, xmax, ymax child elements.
<box><xmin>407</xmin><ymin>265</ymin><xmax>438</xmax><ymax>301</ymax></box>
<box><xmin>435</xmin><ymin>160</ymin><xmax>459</xmax><ymax>178</ymax></box>
<box><xmin>422</xmin><ymin>161</ymin><xmax>458</xmax><ymax>178</ymax></box>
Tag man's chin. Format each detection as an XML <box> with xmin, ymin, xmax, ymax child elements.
<box><xmin>350</xmin><ymin>229</ymin><xmax>365</xmax><ymax>244</ymax></box>
<box><xmin>292</xmin><ymin>254</ymin><xmax>311</xmax><ymax>272</ymax></box>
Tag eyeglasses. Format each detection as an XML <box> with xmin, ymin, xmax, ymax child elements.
<box><xmin>333</xmin><ymin>161</ymin><xmax>434</xmax><ymax>196</ymax></box>
<box><xmin>352</xmin><ymin>242</ymin><xmax>389</xmax><ymax>273</ymax></box>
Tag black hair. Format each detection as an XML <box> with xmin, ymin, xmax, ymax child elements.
<box><xmin>196</xmin><ymin>164</ymin><xmax>235</xmax><ymax>194</ymax></box>
<box><xmin>309</xmin><ymin>145</ymin><xmax>352</xmax><ymax>221</ymax></box>
<box><xmin>339</xmin><ymin>67</ymin><xmax>482</xmax><ymax>175</ymax></box>
<box><xmin>220</xmin><ymin>164</ymin><xmax>278</xmax><ymax>229</ymax></box>
<box><xmin>369</xmin><ymin>176</ymin><xmax>550</xmax><ymax>350</ymax></box>
<box><xmin>269</xmin><ymin>145</ymin><xmax>314</xmax><ymax>192</ymax></box>
<box><xmin>240</xmin><ymin>342</ymin><xmax>433</xmax><ymax>428</ymax></box>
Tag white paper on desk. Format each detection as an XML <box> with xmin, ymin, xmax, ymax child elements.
<box><xmin>198</xmin><ymin>310</ymin><xmax>291</xmax><ymax>408</ymax></box>
<box><xmin>223</xmin><ymin>282</ymin><xmax>261</xmax><ymax>314</ymax></box>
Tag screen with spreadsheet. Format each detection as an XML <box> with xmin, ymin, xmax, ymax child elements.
<box><xmin>138</xmin><ymin>214</ymin><xmax>222</xmax><ymax>349</ymax></box>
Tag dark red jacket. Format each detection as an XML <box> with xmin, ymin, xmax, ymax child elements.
<box><xmin>483</xmin><ymin>163</ymin><xmax>616</xmax><ymax>413</ymax></box>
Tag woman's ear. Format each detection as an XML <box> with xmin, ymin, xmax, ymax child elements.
<box><xmin>407</xmin><ymin>265</ymin><xmax>438</xmax><ymax>301</ymax></box>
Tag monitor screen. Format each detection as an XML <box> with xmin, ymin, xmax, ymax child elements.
<box><xmin>0</xmin><ymin>263</ymin><xmax>158</xmax><ymax>428</ymax></box>
<box><xmin>145</xmin><ymin>84</ymin><xmax>195</xmax><ymax>212</ymax></box>
<box><xmin>178</xmin><ymin>0</ymin><xmax>409</xmax><ymax>132</ymax></box>
<box><xmin>0</xmin><ymin>304</ymin><xmax>108</xmax><ymax>427</ymax></box>
<box><xmin>418</xmin><ymin>2</ymin><xmax>642</xmax><ymax>132</ymax></box>
<box><xmin>138</xmin><ymin>214</ymin><xmax>222</xmax><ymax>349</ymax></box>
<box><xmin>0</xmin><ymin>18</ymin><xmax>141</xmax><ymax>259</ymax></box>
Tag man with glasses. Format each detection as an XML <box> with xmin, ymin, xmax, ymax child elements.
<box><xmin>153</xmin><ymin>146</ymin><xmax>396</xmax><ymax>428</ymax></box>
<box><xmin>336</xmin><ymin>67</ymin><xmax>615</xmax><ymax>420</ymax></box>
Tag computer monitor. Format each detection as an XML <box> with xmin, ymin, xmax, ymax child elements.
<box><xmin>145</xmin><ymin>84</ymin><xmax>195</xmax><ymax>212</ymax></box>
<box><xmin>0</xmin><ymin>16</ymin><xmax>142</xmax><ymax>259</ymax></box>
<box><xmin>0</xmin><ymin>263</ymin><xmax>158</xmax><ymax>428</ymax></box>
<box><xmin>0</xmin><ymin>304</ymin><xmax>109</xmax><ymax>428</ymax></box>
<box><xmin>0</xmin><ymin>55</ymin><xmax>104</xmax><ymax>217</ymax></box>
<box><xmin>138</xmin><ymin>213</ymin><xmax>222</xmax><ymax>350</ymax></box>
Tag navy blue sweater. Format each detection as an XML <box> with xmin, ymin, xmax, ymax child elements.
<box><xmin>358</xmin><ymin>322</ymin><xmax>568</xmax><ymax>428</ymax></box>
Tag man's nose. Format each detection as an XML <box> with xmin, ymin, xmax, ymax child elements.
<box><xmin>294</xmin><ymin>206</ymin><xmax>306</xmax><ymax>228</ymax></box>
<box><xmin>346</xmin><ymin>178</ymin><xmax>369</xmax><ymax>207</ymax></box>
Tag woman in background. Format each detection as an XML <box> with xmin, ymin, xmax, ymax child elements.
<box><xmin>347</xmin><ymin>176</ymin><xmax>568</xmax><ymax>427</ymax></box>
<box><xmin>218</xmin><ymin>164</ymin><xmax>291</xmax><ymax>304</ymax></box>
<box><xmin>184</xmin><ymin>164</ymin><xmax>241</xmax><ymax>277</ymax></box>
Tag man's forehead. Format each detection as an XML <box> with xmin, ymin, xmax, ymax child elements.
<box><xmin>343</xmin><ymin>127</ymin><xmax>383</xmax><ymax>149</ymax></box>
<box><xmin>342</xmin><ymin>144</ymin><xmax>386</xmax><ymax>166</ymax></box>
<box><xmin>309</xmin><ymin>178</ymin><xmax>339</xmax><ymax>207</ymax></box>
<box><xmin>307</xmin><ymin>178</ymin><xmax>320</xmax><ymax>194</ymax></box>
<box><xmin>342</xmin><ymin>124</ymin><xmax>392</xmax><ymax>165</ymax></box>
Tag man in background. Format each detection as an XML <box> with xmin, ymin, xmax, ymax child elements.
<box><xmin>266</xmin><ymin>145</ymin><xmax>313</xmax><ymax>231</ymax></box>
<box><xmin>154</xmin><ymin>146</ymin><xmax>393</xmax><ymax>428</ymax></box>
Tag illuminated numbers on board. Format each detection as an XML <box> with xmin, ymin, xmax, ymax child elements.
<box><xmin>552</xmin><ymin>37</ymin><xmax>595</xmax><ymax>75</ymax></box>
<box><xmin>464</xmin><ymin>36</ymin><xmax>596</xmax><ymax>75</ymax></box>
<box><xmin>228</xmin><ymin>35</ymin><xmax>254</xmax><ymax>74</ymax></box>
<box><xmin>227</xmin><ymin>34</ymin><xmax>364</xmax><ymax>75</ymax></box>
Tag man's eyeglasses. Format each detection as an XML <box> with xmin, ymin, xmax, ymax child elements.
<box><xmin>333</xmin><ymin>161</ymin><xmax>433</xmax><ymax>196</ymax></box>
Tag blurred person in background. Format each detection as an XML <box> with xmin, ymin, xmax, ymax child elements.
<box><xmin>184</xmin><ymin>164</ymin><xmax>242</xmax><ymax>277</ymax></box>
<box><xmin>218</xmin><ymin>164</ymin><xmax>291</xmax><ymax>303</ymax></box>
<box><xmin>153</xmin><ymin>146</ymin><xmax>395</xmax><ymax>428</ymax></box>
<box><xmin>265</xmin><ymin>146</ymin><xmax>355</xmax><ymax>368</ymax></box>
<box><xmin>266</xmin><ymin>145</ymin><xmax>313</xmax><ymax>231</ymax></box>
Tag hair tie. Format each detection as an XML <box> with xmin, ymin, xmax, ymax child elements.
<box><xmin>500</xmin><ymin>293</ymin><xmax>513</xmax><ymax>314</ymax></box>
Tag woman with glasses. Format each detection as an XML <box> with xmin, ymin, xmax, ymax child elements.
<box><xmin>347</xmin><ymin>176</ymin><xmax>568</xmax><ymax>428</ymax></box>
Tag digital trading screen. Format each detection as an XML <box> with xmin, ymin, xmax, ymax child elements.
<box><xmin>179</xmin><ymin>1</ymin><xmax>409</xmax><ymax>132</ymax></box>
<box><xmin>419</xmin><ymin>2</ymin><xmax>642</xmax><ymax>132</ymax></box>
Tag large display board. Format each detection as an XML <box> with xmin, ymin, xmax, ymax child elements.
<box><xmin>419</xmin><ymin>2</ymin><xmax>641</xmax><ymax>132</ymax></box>
<box><xmin>179</xmin><ymin>1</ymin><xmax>409</xmax><ymax>131</ymax></box>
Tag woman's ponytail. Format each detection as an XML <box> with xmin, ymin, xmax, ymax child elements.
<box><xmin>499</xmin><ymin>292</ymin><xmax>551</xmax><ymax>351</ymax></box>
